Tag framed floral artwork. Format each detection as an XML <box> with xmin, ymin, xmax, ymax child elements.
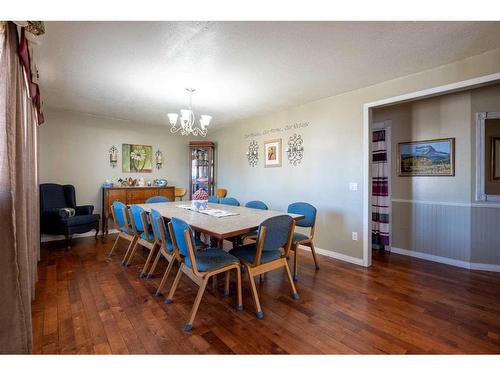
<box><xmin>264</xmin><ymin>139</ymin><xmax>282</xmax><ymax>168</ymax></box>
<box><xmin>122</xmin><ymin>144</ymin><xmax>153</xmax><ymax>173</ymax></box>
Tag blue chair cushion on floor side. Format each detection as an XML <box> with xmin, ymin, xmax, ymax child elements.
<box><xmin>145</xmin><ymin>196</ymin><xmax>170</xmax><ymax>203</ymax></box>
<box><xmin>292</xmin><ymin>232</ymin><xmax>310</xmax><ymax>242</ymax></box>
<box><xmin>184</xmin><ymin>247</ymin><xmax>239</xmax><ymax>272</ymax></box>
<box><xmin>141</xmin><ymin>229</ymin><xmax>155</xmax><ymax>241</ymax></box>
<box><xmin>229</xmin><ymin>243</ymin><xmax>282</xmax><ymax>264</ymax></box>
<box><xmin>120</xmin><ymin>226</ymin><xmax>135</xmax><ymax>235</ymax></box>
<box><xmin>208</xmin><ymin>196</ymin><xmax>219</xmax><ymax>203</ymax></box>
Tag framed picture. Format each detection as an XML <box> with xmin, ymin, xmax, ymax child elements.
<box><xmin>492</xmin><ymin>137</ymin><xmax>500</xmax><ymax>180</ymax></box>
<box><xmin>122</xmin><ymin>144</ymin><xmax>153</xmax><ymax>173</ymax></box>
<box><xmin>264</xmin><ymin>139</ymin><xmax>282</xmax><ymax>168</ymax></box>
<box><xmin>397</xmin><ymin>138</ymin><xmax>455</xmax><ymax>176</ymax></box>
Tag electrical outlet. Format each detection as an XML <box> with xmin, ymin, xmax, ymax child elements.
<box><xmin>352</xmin><ymin>232</ymin><xmax>358</xmax><ymax>241</ymax></box>
<box><xmin>349</xmin><ymin>182</ymin><xmax>358</xmax><ymax>191</ymax></box>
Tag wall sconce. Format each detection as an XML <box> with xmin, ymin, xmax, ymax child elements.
<box><xmin>155</xmin><ymin>150</ymin><xmax>164</xmax><ymax>170</ymax></box>
<box><xmin>285</xmin><ymin>134</ymin><xmax>304</xmax><ymax>166</ymax></box>
<box><xmin>245</xmin><ymin>140</ymin><xmax>259</xmax><ymax>167</ymax></box>
<box><xmin>109</xmin><ymin>145</ymin><xmax>118</xmax><ymax>168</ymax></box>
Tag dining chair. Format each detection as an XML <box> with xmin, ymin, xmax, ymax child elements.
<box><xmin>107</xmin><ymin>201</ymin><xmax>137</xmax><ymax>258</ymax></box>
<box><xmin>208</xmin><ymin>195</ymin><xmax>219</xmax><ymax>203</ymax></box>
<box><xmin>242</xmin><ymin>201</ymin><xmax>269</xmax><ymax>242</ymax></box>
<box><xmin>124</xmin><ymin>205</ymin><xmax>160</xmax><ymax>279</ymax></box>
<box><xmin>216</xmin><ymin>188</ymin><xmax>228</xmax><ymax>199</ymax></box>
<box><xmin>165</xmin><ymin>217</ymin><xmax>242</xmax><ymax>332</ymax></box>
<box><xmin>174</xmin><ymin>187</ymin><xmax>187</xmax><ymax>201</ymax></box>
<box><xmin>245</xmin><ymin>200</ymin><xmax>268</xmax><ymax>210</ymax></box>
<box><xmin>145</xmin><ymin>195</ymin><xmax>170</xmax><ymax>203</ymax></box>
<box><xmin>146</xmin><ymin>209</ymin><xmax>178</xmax><ymax>296</ymax></box>
<box><xmin>287</xmin><ymin>202</ymin><xmax>319</xmax><ymax>281</ymax></box>
<box><xmin>220</xmin><ymin>197</ymin><xmax>240</xmax><ymax>206</ymax></box>
<box><xmin>230</xmin><ymin>215</ymin><xmax>298</xmax><ymax>319</ymax></box>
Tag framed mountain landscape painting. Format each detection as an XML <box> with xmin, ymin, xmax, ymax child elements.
<box><xmin>397</xmin><ymin>138</ymin><xmax>455</xmax><ymax>176</ymax></box>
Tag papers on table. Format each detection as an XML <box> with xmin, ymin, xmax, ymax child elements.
<box><xmin>176</xmin><ymin>205</ymin><xmax>239</xmax><ymax>218</ymax></box>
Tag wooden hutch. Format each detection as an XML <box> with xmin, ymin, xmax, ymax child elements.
<box><xmin>189</xmin><ymin>141</ymin><xmax>215</xmax><ymax>199</ymax></box>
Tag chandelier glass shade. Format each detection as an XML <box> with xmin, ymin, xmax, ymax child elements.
<box><xmin>168</xmin><ymin>88</ymin><xmax>211</xmax><ymax>137</ymax></box>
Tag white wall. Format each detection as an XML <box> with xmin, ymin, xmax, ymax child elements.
<box><xmin>39</xmin><ymin>109</ymin><xmax>192</xmax><ymax>216</ymax></box>
<box><xmin>209</xmin><ymin>48</ymin><xmax>500</xmax><ymax>260</ymax></box>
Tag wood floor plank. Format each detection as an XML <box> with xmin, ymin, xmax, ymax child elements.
<box><xmin>32</xmin><ymin>236</ymin><xmax>500</xmax><ymax>354</ymax></box>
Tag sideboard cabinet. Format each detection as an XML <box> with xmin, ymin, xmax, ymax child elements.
<box><xmin>101</xmin><ymin>186</ymin><xmax>175</xmax><ymax>235</ymax></box>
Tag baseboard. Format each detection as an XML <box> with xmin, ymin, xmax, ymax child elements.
<box><xmin>391</xmin><ymin>247</ymin><xmax>500</xmax><ymax>273</ymax></box>
<box><xmin>41</xmin><ymin>229</ymin><xmax>119</xmax><ymax>243</ymax></box>
<box><xmin>299</xmin><ymin>245</ymin><xmax>364</xmax><ymax>266</ymax></box>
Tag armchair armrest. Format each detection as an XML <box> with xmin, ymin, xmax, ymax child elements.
<box><xmin>75</xmin><ymin>205</ymin><xmax>94</xmax><ymax>215</ymax></box>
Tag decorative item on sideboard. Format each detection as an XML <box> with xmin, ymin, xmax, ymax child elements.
<box><xmin>154</xmin><ymin>178</ymin><xmax>168</xmax><ymax>187</ymax></box>
<box><xmin>109</xmin><ymin>145</ymin><xmax>118</xmax><ymax>168</ymax></box>
<box><xmin>155</xmin><ymin>150</ymin><xmax>164</xmax><ymax>170</ymax></box>
<box><xmin>246</xmin><ymin>140</ymin><xmax>259</xmax><ymax>167</ymax></box>
<box><xmin>285</xmin><ymin>133</ymin><xmax>304</xmax><ymax>166</ymax></box>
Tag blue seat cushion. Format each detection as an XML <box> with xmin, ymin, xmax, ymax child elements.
<box><xmin>140</xmin><ymin>229</ymin><xmax>155</xmax><ymax>241</ymax></box>
<box><xmin>120</xmin><ymin>226</ymin><xmax>134</xmax><ymax>235</ymax></box>
<box><xmin>63</xmin><ymin>214</ymin><xmax>100</xmax><ymax>227</ymax></box>
<box><xmin>185</xmin><ymin>248</ymin><xmax>239</xmax><ymax>272</ymax></box>
<box><xmin>229</xmin><ymin>243</ymin><xmax>282</xmax><ymax>264</ymax></box>
<box><xmin>292</xmin><ymin>232</ymin><xmax>310</xmax><ymax>242</ymax></box>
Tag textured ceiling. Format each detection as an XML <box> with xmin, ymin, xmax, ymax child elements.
<box><xmin>38</xmin><ymin>21</ymin><xmax>500</xmax><ymax>128</ymax></box>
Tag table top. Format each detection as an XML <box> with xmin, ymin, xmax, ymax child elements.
<box><xmin>137</xmin><ymin>201</ymin><xmax>304</xmax><ymax>239</ymax></box>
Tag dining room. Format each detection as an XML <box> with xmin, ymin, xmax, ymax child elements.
<box><xmin>2</xmin><ymin>3</ymin><xmax>500</xmax><ymax>369</ymax></box>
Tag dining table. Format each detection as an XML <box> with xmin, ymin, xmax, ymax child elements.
<box><xmin>137</xmin><ymin>201</ymin><xmax>304</xmax><ymax>246</ymax></box>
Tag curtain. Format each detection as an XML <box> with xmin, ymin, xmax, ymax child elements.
<box><xmin>372</xmin><ymin>129</ymin><xmax>390</xmax><ymax>251</ymax></box>
<box><xmin>0</xmin><ymin>22</ymin><xmax>40</xmax><ymax>354</ymax></box>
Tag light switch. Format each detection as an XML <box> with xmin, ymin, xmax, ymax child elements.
<box><xmin>352</xmin><ymin>232</ymin><xmax>358</xmax><ymax>241</ymax></box>
<box><xmin>349</xmin><ymin>182</ymin><xmax>358</xmax><ymax>191</ymax></box>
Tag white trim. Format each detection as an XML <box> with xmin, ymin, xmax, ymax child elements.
<box><xmin>391</xmin><ymin>199</ymin><xmax>500</xmax><ymax>209</ymax></box>
<box><xmin>363</xmin><ymin>72</ymin><xmax>500</xmax><ymax>269</ymax></box>
<box><xmin>41</xmin><ymin>229</ymin><xmax>119</xmax><ymax>243</ymax></box>
<box><xmin>299</xmin><ymin>245</ymin><xmax>364</xmax><ymax>266</ymax></box>
<box><xmin>475</xmin><ymin>111</ymin><xmax>500</xmax><ymax>202</ymax></box>
<box><xmin>391</xmin><ymin>247</ymin><xmax>500</xmax><ymax>273</ymax></box>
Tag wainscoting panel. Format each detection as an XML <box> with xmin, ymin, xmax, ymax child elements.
<box><xmin>471</xmin><ymin>206</ymin><xmax>500</xmax><ymax>264</ymax></box>
<box><xmin>392</xmin><ymin>200</ymin><xmax>471</xmax><ymax>262</ymax></box>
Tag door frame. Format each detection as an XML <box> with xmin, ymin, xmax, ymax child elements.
<box><xmin>362</xmin><ymin>72</ymin><xmax>500</xmax><ymax>267</ymax></box>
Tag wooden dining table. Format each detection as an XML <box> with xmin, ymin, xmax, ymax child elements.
<box><xmin>137</xmin><ymin>201</ymin><xmax>304</xmax><ymax>244</ymax></box>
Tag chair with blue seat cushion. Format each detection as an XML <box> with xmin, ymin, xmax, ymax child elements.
<box><xmin>220</xmin><ymin>197</ymin><xmax>240</xmax><ymax>206</ymax></box>
<box><xmin>107</xmin><ymin>201</ymin><xmax>137</xmax><ymax>259</ymax></box>
<box><xmin>145</xmin><ymin>195</ymin><xmax>170</xmax><ymax>204</ymax></box>
<box><xmin>165</xmin><ymin>217</ymin><xmax>242</xmax><ymax>331</ymax></box>
<box><xmin>147</xmin><ymin>209</ymin><xmax>178</xmax><ymax>296</ymax></box>
<box><xmin>245</xmin><ymin>200</ymin><xmax>268</xmax><ymax>210</ymax></box>
<box><xmin>208</xmin><ymin>195</ymin><xmax>219</xmax><ymax>204</ymax></box>
<box><xmin>287</xmin><ymin>202</ymin><xmax>319</xmax><ymax>280</ymax></box>
<box><xmin>124</xmin><ymin>205</ymin><xmax>160</xmax><ymax>278</ymax></box>
<box><xmin>229</xmin><ymin>214</ymin><xmax>298</xmax><ymax>318</ymax></box>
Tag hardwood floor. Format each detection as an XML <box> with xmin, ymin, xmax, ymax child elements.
<box><xmin>33</xmin><ymin>236</ymin><xmax>500</xmax><ymax>354</ymax></box>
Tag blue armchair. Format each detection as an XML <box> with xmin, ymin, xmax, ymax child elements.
<box><xmin>39</xmin><ymin>183</ymin><xmax>100</xmax><ymax>247</ymax></box>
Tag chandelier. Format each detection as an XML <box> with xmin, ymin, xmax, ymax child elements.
<box><xmin>167</xmin><ymin>88</ymin><xmax>212</xmax><ymax>137</ymax></box>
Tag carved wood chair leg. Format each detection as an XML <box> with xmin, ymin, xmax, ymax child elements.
<box><xmin>122</xmin><ymin>236</ymin><xmax>137</xmax><ymax>265</ymax></box>
<box><xmin>224</xmin><ymin>270</ymin><xmax>230</xmax><ymax>296</ymax></box>
<box><xmin>140</xmin><ymin>244</ymin><xmax>158</xmax><ymax>278</ymax></box>
<box><xmin>247</xmin><ymin>267</ymin><xmax>263</xmax><ymax>318</ymax></box>
<box><xmin>293</xmin><ymin>244</ymin><xmax>299</xmax><ymax>281</ymax></box>
<box><xmin>165</xmin><ymin>264</ymin><xmax>183</xmax><ymax>304</ymax></box>
<box><xmin>284</xmin><ymin>261</ymin><xmax>299</xmax><ymax>300</ymax></box>
<box><xmin>310</xmin><ymin>241</ymin><xmax>320</xmax><ymax>270</ymax></box>
<box><xmin>236</xmin><ymin>266</ymin><xmax>243</xmax><ymax>310</ymax></box>
<box><xmin>184</xmin><ymin>277</ymin><xmax>209</xmax><ymax>332</ymax></box>
<box><xmin>154</xmin><ymin>258</ymin><xmax>175</xmax><ymax>297</ymax></box>
<box><xmin>124</xmin><ymin>240</ymin><xmax>140</xmax><ymax>267</ymax></box>
<box><xmin>107</xmin><ymin>234</ymin><xmax>120</xmax><ymax>257</ymax></box>
<box><xmin>147</xmin><ymin>249</ymin><xmax>163</xmax><ymax>279</ymax></box>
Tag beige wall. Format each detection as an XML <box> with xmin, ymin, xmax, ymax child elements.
<box><xmin>209</xmin><ymin>48</ymin><xmax>500</xmax><ymax>260</ymax></box>
<box><xmin>39</xmin><ymin>109</ymin><xmax>192</xmax><ymax>219</ymax></box>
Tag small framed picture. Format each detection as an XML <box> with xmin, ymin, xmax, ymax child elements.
<box><xmin>264</xmin><ymin>139</ymin><xmax>282</xmax><ymax>168</ymax></box>
<box><xmin>492</xmin><ymin>137</ymin><xmax>500</xmax><ymax>180</ymax></box>
<box><xmin>397</xmin><ymin>138</ymin><xmax>455</xmax><ymax>176</ymax></box>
